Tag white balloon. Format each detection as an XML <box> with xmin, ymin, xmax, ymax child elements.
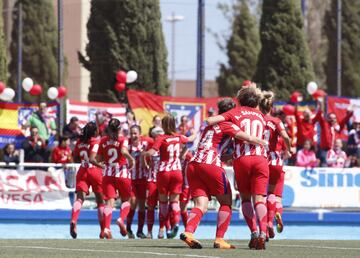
<box><xmin>47</xmin><ymin>87</ymin><xmax>59</xmax><ymax>99</ymax></box>
<box><xmin>126</xmin><ymin>70</ymin><xmax>138</xmax><ymax>83</ymax></box>
<box><xmin>22</xmin><ymin>77</ymin><xmax>34</xmax><ymax>92</ymax></box>
<box><xmin>306</xmin><ymin>81</ymin><xmax>318</xmax><ymax>95</ymax></box>
<box><xmin>0</xmin><ymin>88</ymin><xmax>15</xmax><ymax>101</ymax></box>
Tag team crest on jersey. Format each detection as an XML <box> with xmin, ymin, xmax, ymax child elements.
<box><xmin>164</xmin><ymin>102</ymin><xmax>206</xmax><ymax>132</ymax></box>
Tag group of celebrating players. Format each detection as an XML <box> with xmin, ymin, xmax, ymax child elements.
<box><xmin>69</xmin><ymin>82</ymin><xmax>292</xmax><ymax>250</ymax></box>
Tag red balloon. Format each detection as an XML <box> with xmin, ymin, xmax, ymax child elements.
<box><xmin>29</xmin><ymin>84</ymin><xmax>42</xmax><ymax>95</ymax></box>
<box><xmin>242</xmin><ymin>80</ymin><xmax>252</xmax><ymax>87</ymax></box>
<box><xmin>0</xmin><ymin>81</ymin><xmax>5</xmax><ymax>94</ymax></box>
<box><xmin>58</xmin><ymin>86</ymin><xmax>67</xmax><ymax>98</ymax></box>
<box><xmin>290</xmin><ymin>91</ymin><xmax>302</xmax><ymax>103</ymax></box>
<box><xmin>312</xmin><ymin>89</ymin><xmax>326</xmax><ymax>99</ymax></box>
<box><xmin>116</xmin><ymin>70</ymin><xmax>127</xmax><ymax>83</ymax></box>
<box><xmin>283</xmin><ymin>104</ymin><xmax>295</xmax><ymax>115</ymax></box>
<box><xmin>115</xmin><ymin>82</ymin><xmax>126</xmax><ymax>92</ymax></box>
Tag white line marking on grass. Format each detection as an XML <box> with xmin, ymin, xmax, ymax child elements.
<box><xmin>0</xmin><ymin>246</ymin><xmax>220</xmax><ymax>258</ymax></box>
<box><xmin>272</xmin><ymin>244</ymin><xmax>360</xmax><ymax>251</ymax></box>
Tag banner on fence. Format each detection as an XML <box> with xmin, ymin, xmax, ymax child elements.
<box><xmin>66</xmin><ymin>99</ymin><xmax>127</xmax><ymax>127</ymax></box>
<box><xmin>0</xmin><ymin>102</ymin><xmax>59</xmax><ymax>149</ymax></box>
<box><xmin>0</xmin><ymin>168</ymin><xmax>71</xmax><ymax>210</ymax></box>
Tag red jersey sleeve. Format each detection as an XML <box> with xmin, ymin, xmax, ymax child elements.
<box><xmin>120</xmin><ymin>138</ymin><xmax>129</xmax><ymax>149</ymax></box>
<box><xmin>219</xmin><ymin>121</ymin><xmax>240</xmax><ymax>137</ymax></box>
<box><xmin>152</xmin><ymin>135</ymin><xmax>163</xmax><ymax>151</ymax></box>
<box><xmin>179</xmin><ymin>134</ymin><xmax>188</xmax><ymax>144</ymax></box>
<box><xmin>146</xmin><ymin>137</ymin><xmax>155</xmax><ymax>150</ymax></box>
<box><xmin>220</xmin><ymin>108</ymin><xmax>237</xmax><ymax>121</ymax></box>
<box><xmin>90</xmin><ymin>138</ymin><xmax>100</xmax><ymax>154</ymax></box>
<box><xmin>275</xmin><ymin>119</ymin><xmax>286</xmax><ymax>133</ymax></box>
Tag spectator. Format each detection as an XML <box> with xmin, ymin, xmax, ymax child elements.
<box><xmin>347</xmin><ymin>117</ymin><xmax>360</xmax><ymax>158</ymax></box>
<box><xmin>26</xmin><ymin>102</ymin><xmax>57</xmax><ymax>142</ymax></box>
<box><xmin>296</xmin><ymin>139</ymin><xmax>319</xmax><ymax>167</ymax></box>
<box><xmin>96</xmin><ymin>110</ymin><xmax>112</xmax><ymax>136</ymax></box>
<box><xmin>3</xmin><ymin>143</ymin><xmax>19</xmax><ymax>164</ymax></box>
<box><xmin>326</xmin><ymin>139</ymin><xmax>348</xmax><ymax>168</ymax></box>
<box><xmin>294</xmin><ymin>105</ymin><xmax>319</xmax><ymax>149</ymax></box>
<box><xmin>22</xmin><ymin>127</ymin><xmax>50</xmax><ymax>163</ymax></box>
<box><xmin>63</xmin><ymin>117</ymin><xmax>81</xmax><ymax>143</ymax></box>
<box><xmin>122</xmin><ymin>110</ymin><xmax>140</xmax><ymax>136</ymax></box>
<box><xmin>148</xmin><ymin>115</ymin><xmax>162</xmax><ymax>137</ymax></box>
<box><xmin>177</xmin><ymin>115</ymin><xmax>196</xmax><ymax>149</ymax></box>
<box><xmin>51</xmin><ymin>136</ymin><xmax>73</xmax><ymax>164</ymax></box>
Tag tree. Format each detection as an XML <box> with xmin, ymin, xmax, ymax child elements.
<box><xmin>216</xmin><ymin>0</ymin><xmax>260</xmax><ymax>97</ymax></box>
<box><xmin>79</xmin><ymin>0</ymin><xmax>168</xmax><ymax>102</ymax></box>
<box><xmin>0</xmin><ymin>0</ymin><xmax>7</xmax><ymax>83</ymax></box>
<box><xmin>8</xmin><ymin>0</ymin><xmax>58</xmax><ymax>102</ymax></box>
<box><xmin>324</xmin><ymin>0</ymin><xmax>360</xmax><ymax>97</ymax></box>
<box><xmin>253</xmin><ymin>0</ymin><xmax>314</xmax><ymax>100</ymax></box>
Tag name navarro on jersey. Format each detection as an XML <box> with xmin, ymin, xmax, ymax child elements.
<box><xmin>235</xmin><ymin>111</ymin><xmax>265</xmax><ymax>122</ymax></box>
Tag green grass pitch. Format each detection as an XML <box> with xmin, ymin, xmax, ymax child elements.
<box><xmin>0</xmin><ymin>239</ymin><xmax>359</xmax><ymax>257</ymax></box>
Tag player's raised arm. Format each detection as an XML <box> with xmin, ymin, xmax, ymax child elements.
<box><xmin>207</xmin><ymin>115</ymin><xmax>225</xmax><ymax>125</ymax></box>
<box><xmin>234</xmin><ymin>131</ymin><xmax>267</xmax><ymax>146</ymax></box>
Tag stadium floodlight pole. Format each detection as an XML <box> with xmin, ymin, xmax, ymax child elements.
<box><xmin>58</xmin><ymin>0</ymin><xmax>65</xmax><ymax>131</ymax></box>
<box><xmin>16</xmin><ymin>2</ymin><xmax>23</xmax><ymax>103</ymax></box>
<box><xmin>166</xmin><ymin>12</ymin><xmax>184</xmax><ymax>97</ymax></box>
<box><xmin>196</xmin><ymin>0</ymin><xmax>205</xmax><ymax>98</ymax></box>
<box><xmin>336</xmin><ymin>0</ymin><xmax>342</xmax><ymax>96</ymax></box>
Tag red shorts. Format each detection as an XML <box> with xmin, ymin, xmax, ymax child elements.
<box><xmin>180</xmin><ymin>186</ymin><xmax>191</xmax><ymax>204</ymax></box>
<box><xmin>186</xmin><ymin>162</ymin><xmax>231</xmax><ymax>199</ymax></box>
<box><xmin>268</xmin><ymin>165</ymin><xmax>285</xmax><ymax>197</ymax></box>
<box><xmin>156</xmin><ymin>170</ymin><xmax>183</xmax><ymax>195</ymax></box>
<box><xmin>233</xmin><ymin>156</ymin><xmax>269</xmax><ymax>196</ymax></box>
<box><xmin>131</xmin><ymin>179</ymin><xmax>147</xmax><ymax>199</ymax></box>
<box><xmin>102</xmin><ymin>176</ymin><xmax>132</xmax><ymax>201</ymax></box>
<box><xmin>76</xmin><ymin>167</ymin><xmax>103</xmax><ymax>195</ymax></box>
<box><xmin>146</xmin><ymin>181</ymin><xmax>158</xmax><ymax>207</ymax></box>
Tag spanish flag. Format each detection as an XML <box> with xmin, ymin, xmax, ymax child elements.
<box><xmin>127</xmin><ymin>89</ymin><xmax>223</xmax><ymax>135</ymax></box>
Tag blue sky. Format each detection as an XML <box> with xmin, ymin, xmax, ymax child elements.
<box><xmin>160</xmin><ymin>0</ymin><xmax>235</xmax><ymax>81</ymax></box>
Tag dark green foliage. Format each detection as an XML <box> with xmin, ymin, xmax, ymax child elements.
<box><xmin>79</xmin><ymin>0</ymin><xmax>168</xmax><ymax>102</ymax></box>
<box><xmin>253</xmin><ymin>0</ymin><xmax>314</xmax><ymax>100</ymax></box>
<box><xmin>0</xmin><ymin>1</ymin><xmax>7</xmax><ymax>83</ymax></box>
<box><xmin>324</xmin><ymin>0</ymin><xmax>360</xmax><ymax>97</ymax></box>
<box><xmin>217</xmin><ymin>0</ymin><xmax>260</xmax><ymax>97</ymax></box>
<box><xmin>8</xmin><ymin>0</ymin><xmax>58</xmax><ymax>102</ymax></box>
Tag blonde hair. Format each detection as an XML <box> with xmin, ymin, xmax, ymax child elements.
<box><xmin>161</xmin><ymin>114</ymin><xmax>176</xmax><ymax>135</ymax></box>
<box><xmin>259</xmin><ymin>91</ymin><xmax>275</xmax><ymax>114</ymax></box>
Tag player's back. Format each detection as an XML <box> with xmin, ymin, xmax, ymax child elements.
<box><xmin>264</xmin><ymin>115</ymin><xmax>285</xmax><ymax>152</ymax></box>
<box><xmin>192</xmin><ymin>121</ymin><xmax>239</xmax><ymax>166</ymax></box>
<box><xmin>128</xmin><ymin>136</ymin><xmax>153</xmax><ymax>180</ymax></box>
<box><xmin>74</xmin><ymin>137</ymin><xmax>99</xmax><ymax>168</ymax></box>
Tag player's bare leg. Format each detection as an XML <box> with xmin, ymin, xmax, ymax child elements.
<box><xmin>95</xmin><ymin>193</ymin><xmax>105</xmax><ymax>239</ymax></box>
<box><xmin>275</xmin><ymin>196</ymin><xmax>284</xmax><ymax>233</ymax></box>
<box><xmin>214</xmin><ymin>193</ymin><xmax>235</xmax><ymax>249</ymax></box>
<box><xmin>126</xmin><ymin>196</ymin><xmax>137</xmax><ymax>239</ymax></box>
<box><xmin>117</xmin><ymin>197</ymin><xmax>131</xmax><ymax>237</ymax></box>
<box><xmin>70</xmin><ymin>191</ymin><xmax>85</xmax><ymax>239</ymax></box>
<box><xmin>240</xmin><ymin>193</ymin><xmax>258</xmax><ymax>249</ymax></box>
<box><xmin>136</xmin><ymin>199</ymin><xmax>147</xmax><ymax>238</ymax></box>
<box><xmin>103</xmin><ymin>198</ymin><xmax>115</xmax><ymax>239</ymax></box>
<box><xmin>180</xmin><ymin>196</ymin><xmax>207</xmax><ymax>249</ymax></box>
<box><xmin>253</xmin><ymin>194</ymin><xmax>267</xmax><ymax>250</ymax></box>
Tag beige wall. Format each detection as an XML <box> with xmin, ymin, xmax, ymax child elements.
<box><xmin>175</xmin><ymin>80</ymin><xmax>218</xmax><ymax>98</ymax></box>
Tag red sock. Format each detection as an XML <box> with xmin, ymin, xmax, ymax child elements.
<box><xmin>147</xmin><ymin>209</ymin><xmax>155</xmax><ymax>232</ymax></box>
<box><xmin>276</xmin><ymin>202</ymin><xmax>283</xmax><ymax>215</ymax></box>
<box><xmin>170</xmin><ymin>201</ymin><xmax>180</xmax><ymax>227</ymax></box>
<box><xmin>165</xmin><ymin>217</ymin><xmax>171</xmax><ymax>230</ymax></box>
<box><xmin>267</xmin><ymin>194</ymin><xmax>276</xmax><ymax>228</ymax></box>
<box><xmin>127</xmin><ymin>208</ymin><xmax>135</xmax><ymax>229</ymax></box>
<box><xmin>159</xmin><ymin>201</ymin><xmax>169</xmax><ymax>229</ymax></box>
<box><xmin>241</xmin><ymin>201</ymin><xmax>257</xmax><ymax>233</ymax></box>
<box><xmin>138</xmin><ymin>210</ymin><xmax>145</xmax><ymax>233</ymax></box>
<box><xmin>181</xmin><ymin>210</ymin><xmax>188</xmax><ymax>227</ymax></box>
<box><xmin>71</xmin><ymin>199</ymin><xmax>83</xmax><ymax>223</ymax></box>
<box><xmin>216</xmin><ymin>205</ymin><xmax>231</xmax><ymax>238</ymax></box>
<box><xmin>120</xmin><ymin>201</ymin><xmax>130</xmax><ymax>222</ymax></box>
<box><xmin>185</xmin><ymin>207</ymin><xmax>203</xmax><ymax>233</ymax></box>
<box><xmin>97</xmin><ymin>203</ymin><xmax>105</xmax><ymax>231</ymax></box>
<box><xmin>255</xmin><ymin>201</ymin><xmax>268</xmax><ymax>234</ymax></box>
<box><xmin>103</xmin><ymin>205</ymin><xmax>113</xmax><ymax>229</ymax></box>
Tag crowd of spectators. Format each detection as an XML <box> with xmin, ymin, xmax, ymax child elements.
<box><xmin>0</xmin><ymin>99</ymin><xmax>359</xmax><ymax>169</ymax></box>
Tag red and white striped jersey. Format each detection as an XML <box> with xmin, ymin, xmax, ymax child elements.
<box><xmin>147</xmin><ymin>151</ymin><xmax>160</xmax><ymax>182</ymax></box>
<box><xmin>264</xmin><ymin>115</ymin><xmax>286</xmax><ymax>166</ymax></box>
<box><xmin>98</xmin><ymin>136</ymin><xmax>130</xmax><ymax>178</ymax></box>
<box><xmin>152</xmin><ymin>134</ymin><xmax>188</xmax><ymax>172</ymax></box>
<box><xmin>191</xmin><ymin>122</ymin><xmax>241</xmax><ymax>167</ymax></box>
<box><xmin>128</xmin><ymin>136</ymin><xmax>154</xmax><ymax>180</ymax></box>
<box><xmin>221</xmin><ymin>106</ymin><xmax>267</xmax><ymax>158</ymax></box>
<box><xmin>74</xmin><ymin>137</ymin><xmax>100</xmax><ymax>168</ymax></box>
<box><xmin>268</xmin><ymin>138</ymin><xmax>286</xmax><ymax>166</ymax></box>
